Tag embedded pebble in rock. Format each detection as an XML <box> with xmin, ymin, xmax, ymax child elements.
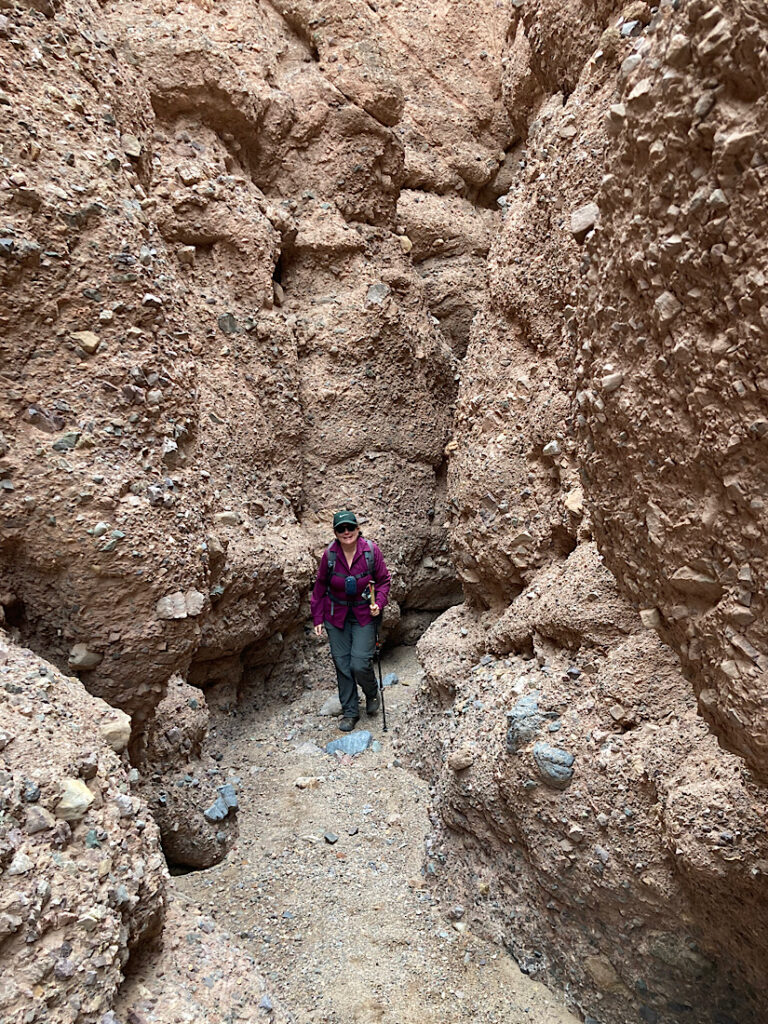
<box><xmin>55</xmin><ymin>777</ymin><xmax>96</xmax><ymax>820</ymax></box>
<box><xmin>532</xmin><ymin>742</ymin><xmax>575</xmax><ymax>789</ymax></box>
<box><xmin>447</xmin><ymin>745</ymin><xmax>475</xmax><ymax>771</ymax></box>
<box><xmin>22</xmin><ymin>779</ymin><xmax>40</xmax><ymax>802</ymax></box>
<box><xmin>506</xmin><ymin>693</ymin><xmax>543</xmax><ymax>753</ymax></box>
<box><xmin>99</xmin><ymin>709</ymin><xmax>132</xmax><ymax>752</ymax></box>
<box><xmin>570</xmin><ymin>202</ymin><xmax>600</xmax><ymax>243</ymax></box>
<box><xmin>156</xmin><ymin>591</ymin><xmax>189</xmax><ymax>620</ymax></box>
<box><xmin>7</xmin><ymin>850</ymin><xmax>34</xmax><ymax>876</ymax></box>
<box><xmin>25</xmin><ymin>805</ymin><xmax>55</xmax><ymax>834</ymax></box>
<box><xmin>70</xmin><ymin>330</ymin><xmax>101</xmax><ymax>355</ymax></box>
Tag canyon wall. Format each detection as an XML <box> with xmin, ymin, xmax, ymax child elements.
<box><xmin>0</xmin><ymin>0</ymin><xmax>504</xmax><ymax>1018</ymax></box>
<box><xmin>408</xmin><ymin>1</ymin><xmax>768</xmax><ymax>1023</ymax></box>
<box><xmin>2</xmin><ymin>0</ymin><xmax>768</xmax><ymax>1022</ymax></box>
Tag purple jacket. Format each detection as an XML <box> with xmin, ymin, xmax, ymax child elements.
<box><xmin>311</xmin><ymin>536</ymin><xmax>391</xmax><ymax>628</ymax></box>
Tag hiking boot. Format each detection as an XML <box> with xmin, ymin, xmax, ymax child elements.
<box><xmin>338</xmin><ymin>717</ymin><xmax>359</xmax><ymax>732</ymax></box>
<box><xmin>366</xmin><ymin>693</ymin><xmax>380</xmax><ymax>716</ymax></box>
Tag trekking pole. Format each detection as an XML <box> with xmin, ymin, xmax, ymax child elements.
<box><xmin>370</xmin><ymin>583</ymin><xmax>387</xmax><ymax>732</ymax></box>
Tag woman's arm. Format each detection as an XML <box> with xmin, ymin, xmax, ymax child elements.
<box><xmin>371</xmin><ymin>543</ymin><xmax>391</xmax><ymax>610</ymax></box>
<box><xmin>310</xmin><ymin>550</ymin><xmax>329</xmax><ymax>626</ymax></box>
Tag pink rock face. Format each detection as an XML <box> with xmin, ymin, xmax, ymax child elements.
<box><xmin>409</xmin><ymin>547</ymin><xmax>768</xmax><ymax>1024</ymax></box>
<box><xmin>572</xmin><ymin>0</ymin><xmax>768</xmax><ymax>778</ymax></box>
<box><xmin>0</xmin><ymin>0</ymin><xmax>461</xmax><ymax>730</ymax></box>
<box><xmin>411</xmin><ymin>0</ymin><xmax>768</xmax><ymax>1021</ymax></box>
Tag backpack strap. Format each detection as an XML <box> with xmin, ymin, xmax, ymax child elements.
<box><xmin>325</xmin><ymin>539</ymin><xmax>376</xmax><ymax>610</ymax></box>
<box><xmin>326</xmin><ymin>543</ymin><xmax>337</xmax><ymax>581</ymax></box>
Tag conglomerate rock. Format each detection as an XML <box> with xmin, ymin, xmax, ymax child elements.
<box><xmin>113</xmin><ymin>896</ymin><xmax>292</xmax><ymax>1024</ymax></box>
<box><xmin>572</xmin><ymin>0</ymin><xmax>768</xmax><ymax>779</ymax></box>
<box><xmin>407</xmin><ymin>1</ymin><xmax>768</xmax><ymax>1022</ymax></box>
<box><xmin>408</xmin><ymin>546</ymin><xmax>768</xmax><ymax>1024</ymax></box>
<box><xmin>0</xmin><ymin>0</ymin><xmax>459</xmax><ymax>737</ymax></box>
<box><xmin>0</xmin><ymin>629</ymin><xmax>167</xmax><ymax>1024</ymax></box>
<box><xmin>136</xmin><ymin>675</ymin><xmax>240</xmax><ymax>869</ymax></box>
<box><xmin>0</xmin><ymin>1</ymin><xmax>464</xmax><ymax>1007</ymax></box>
<box><xmin>4</xmin><ymin>0</ymin><xmax>768</xmax><ymax>1022</ymax></box>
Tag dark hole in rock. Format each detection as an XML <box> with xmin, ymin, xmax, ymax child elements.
<box><xmin>3</xmin><ymin>596</ymin><xmax>27</xmax><ymax>629</ymax></box>
<box><xmin>551</xmin><ymin>526</ymin><xmax>578</xmax><ymax>558</ymax></box>
<box><xmin>272</xmin><ymin>254</ymin><xmax>283</xmax><ymax>284</ymax></box>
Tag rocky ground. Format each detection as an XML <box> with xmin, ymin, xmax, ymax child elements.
<box><xmin>120</xmin><ymin>645</ymin><xmax>579</xmax><ymax>1024</ymax></box>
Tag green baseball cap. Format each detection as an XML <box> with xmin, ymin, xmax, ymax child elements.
<box><xmin>333</xmin><ymin>509</ymin><xmax>358</xmax><ymax>530</ymax></box>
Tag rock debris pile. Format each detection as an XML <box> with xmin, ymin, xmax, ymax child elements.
<box><xmin>0</xmin><ymin>631</ymin><xmax>166</xmax><ymax>1022</ymax></box>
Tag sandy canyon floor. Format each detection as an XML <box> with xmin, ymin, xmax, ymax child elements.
<box><xmin>124</xmin><ymin>645</ymin><xmax>579</xmax><ymax>1024</ymax></box>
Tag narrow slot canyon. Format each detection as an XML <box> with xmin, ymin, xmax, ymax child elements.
<box><xmin>1</xmin><ymin>1</ymin><xmax>768</xmax><ymax>1024</ymax></box>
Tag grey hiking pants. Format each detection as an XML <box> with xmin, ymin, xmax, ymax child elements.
<box><xmin>326</xmin><ymin>615</ymin><xmax>377</xmax><ymax>719</ymax></box>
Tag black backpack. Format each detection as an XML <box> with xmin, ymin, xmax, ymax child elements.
<box><xmin>326</xmin><ymin>539</ymin><xmax>375</xmax><ymax>608</ymax></box>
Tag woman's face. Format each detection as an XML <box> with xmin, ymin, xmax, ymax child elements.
<box><xmin>335</xmin><ymin>524</ymin><xmax>359</xmax><ymax>544</ymax></box>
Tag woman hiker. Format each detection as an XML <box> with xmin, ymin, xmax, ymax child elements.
<box><xmin>311</xmin><ymin>510</ymin><xmax>391</xmax><ymax>732</ymax></box>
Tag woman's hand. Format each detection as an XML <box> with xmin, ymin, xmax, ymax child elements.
<box><xmin>370</xmin><ymin>603</ymin><xmax>380</xmax><ymax>617</ymax></box>
<box><xmin>314</xmin><ymin>624</ymin><xmax>324</xmax><ymax>636</ymax></box>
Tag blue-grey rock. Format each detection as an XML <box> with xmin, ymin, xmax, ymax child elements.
<box><xmin>620</xmin><ymin>19</ymin><xmax>641</xmax><ymax>36</ymax></box>
<box><xmin>259</xmin><ymin>995</ymin><xmax>273</xmax><ymax>1013</ymax></box>
<box><xmin>326</xmin><ymin>730</ymin><xmax>372</xmax><ymax>756</ymax></box>
<box><xmin>506</xmin><ymin>693</ymin><xmax>543</xmax><ymax>752</ymax></box>
<box><xmin>217</xmin><ymin>312</ymin><xmax>240</xmax><ymax>334</ymax></box>
<box><xmin>532</xmin><ymin>742</ymin><xmax>575</xmax><ymax>789</ymax></box>
<box><xmin>52</xmin><ymin>432</ymin><xmax>80</xmax><ymax>452</ymax></box>
<box><xmin>203</xmin><ymin>795</ymin><xmax>229</xmax><ymax>822</ymax></box>
<box><xmin>23</xmin><ymin>780</ymin><xmax>40</xmax><ymax>803</ymax></box>
<box><xmin>365</xmin><ymin>281</ymin><xmax>390</xmax><ymax>306</ymax></box>
<box><xmin>382</xmin><ymin>672</ymin><xmax>399</xmax><ymax>687</ymax></box>
<box><xmin>217</xmin><ymin>783</ymin><xmax>238</xmax><ymax>810</ymax></box>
